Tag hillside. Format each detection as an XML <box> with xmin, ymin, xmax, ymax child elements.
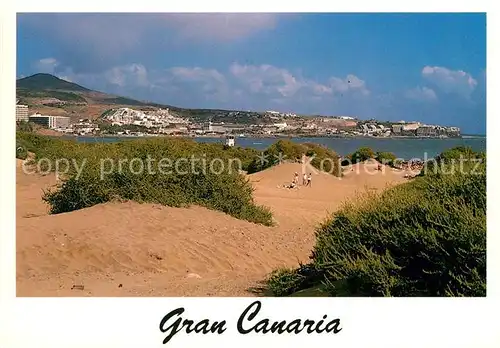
<box><xmin>15</xmin><ymin>73</ymin><xmax>269</xmax><ymax>123</ymax></box>
<box><xmin>16</xmin><ymin>74</ymin><xmax>164</xmax><ymax>121</ymax></box>
<box><xmin>17</xmin><ymin>73</ymin><xmax>90</xmax><ymax>91</ymax></box>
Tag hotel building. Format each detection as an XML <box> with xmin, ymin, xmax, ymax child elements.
<box><xmin>29</xmin><ymin>114</ymin><xmax>70</xmax><ymax>129</ymax></box>
<box><xmin>16</xmin><ymin>104</ymin><xmax>29</xmax><ymax>122</ymax></box>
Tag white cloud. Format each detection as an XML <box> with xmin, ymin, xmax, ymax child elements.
<box><xmin>169</xmin><ymin>67</ymin><xmax>226</xmax><ymax>84</ymax></box>
<box><xmin>105</xmin><ymin>64</ymin><xmax>149</xmax><ymax>88</ymax></box>
<box><xmin>165</xmin><ymin>67</ymin><xmax>230</xmax><ymax>100</ymax></box>
<box><xmin>405</xmin><ymin>86</ymin><xmax>438</xmax><ymax>102</ymax></box>
<box><xmin>229</xmin><ymin>63</ymin><xmax>369</xmax><ymax>98</ymax></box>
<box><xmin>52</xmin><ymin>64</ymin><xmax>151</xmax><ymax>97</ymax></box>
<box><xmin>230</xmin><ymin>63</ymin><xmax>302</xmax><ymax>97</ymax></box>
<box><xmin>329</xmin><ymin>74</ymin><xmax>370</xmax><ymax>96</ymax></box>
<box><xmin>33</xmin><ymin>57</ymin><xmax>59</xmax><ymax>74</ymax></box>
<box><xmin>56</xmin><ymin>75</ymin><xmax>73</xmax><ymax>82</ymax></box>
<box><xmin>44</xmin><ymin>60</ymin><xmax>370</xmax><ymax>110</ymax></box>
<box><xmin>422</xmin><ymin>66</ymin><xmax>477</xmax><ymax>97</ymax></box>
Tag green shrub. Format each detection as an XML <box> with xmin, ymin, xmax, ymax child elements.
<box><xmin>16</xmin><ymin>89</ymin><xmax>87</xmax><ymax>103</ymax></box>
<box><xmin>266</xmin><ymin>264</ymin><xmax>325</xmax><ymax>297</ymax></box>
<box><xmin>304</xmin><ymin>143</ymin><xmax>342</xmax><ymax>176</ymax></box>
<box><xmin>267</xmin><ymin>159</ymin><xmax>486</xmax><ymax>296</ymax></box>
<box><xmin>247</xmin><ymin>140</ymin><xmax>341</xmax><ymax>176</ymax></box>
<box><xmin>420</xmin><ymin>146</ymin><xmax>485</xmax><ymax>177</ymax></box>
<box><xmin>341</xmin><ymin>155</ymin><xmax>351</xmax><ymax>166</ymax></box>
<box><xmin>16</xmin><ymin>141</ymin><xmax>28</xmax><ymax>160</ymax></box>
<box><xmin>375</xmin><ymin>151</ymin><xmax>397</xmax><ymax>167</ymax></box>
<box><xmin>267</xmin><ymin>268</ymin><xmax>306</xmax><ymax>297</ymax></box>
<box><xmin>247</xmin><ymin>140</ymin><xmax>305</xmax><ymax>173</ymax></box>
<box><xmin>436</xmin><ymin>146</ymin><xmax>476</xmax><ymax>163</ymax></box>
<box><xmin>350</xmin><ymin>147</ymin><xmax>375</xmax><ymax>163</ymax></box>
<box><xmin>16</xmin><ymin>121</ymin><xmax>35</xmax><ymax>133</ymax></box>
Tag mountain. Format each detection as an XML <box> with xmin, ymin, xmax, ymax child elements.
<box><xmin>17</xmin><ymin>73</ymin><xmax>90</xmax><ymax>92</ymax></box>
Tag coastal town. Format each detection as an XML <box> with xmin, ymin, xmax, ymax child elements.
<box><xmin>16</xmin><ymin>103</ymin><xmax>462</xmax><ymax>140</ymax></box>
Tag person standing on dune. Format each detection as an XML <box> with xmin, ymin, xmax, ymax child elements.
<box><xmin>302</xmin><ymin>173</ymin><xmax>307</xmax><ymax>185</ymax></box>
<box><xmin>306</xmin><ymin>173</ymin><xmax>312</xmax><ymax>187</ymax></box>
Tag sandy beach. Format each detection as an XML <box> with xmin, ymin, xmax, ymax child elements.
<box><xmin>16</xmin><ymin>159</ymin><xmax>409</xmax><ymax>297</ymax></box>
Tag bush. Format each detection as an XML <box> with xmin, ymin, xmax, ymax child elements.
<box><xmin>247</xmin><ymin>140</ymin><xmax>304</xmax><ymax>173</ymax></box>
<box><xmin>16</xmin><ymin>141</ymin><xmax>28</xmax><ymax>159</ymax></box>
<box><xmin>420</xmin><ymin>146</ymin><xmax>485</xmax><ymax>177</ymax></box>
<box><xmin>267</xmin><ymin>268</ymin><xmax>306</xmax><ymax>297</ymax></box>
<box><xmin>341</xmin><ymin>155</ymin><xmax>351</xmax><ymax>166</ymax></box>
<box><xmin>436</xmin><ymin>146</ymin><xmax>477</xmax><ymax>163</ymax></box>
<box><xmin>247</xmin><ymin>140</ymin><xmax>341</xmax><ymax>176</ymax></box>
<box><xmin>267</xmin><ymin>159</ymin><xmax>486</xmax><ymax>296</ymax></box>
<box><xmin>16</xmin><ymin>89</ymin><xmax>87</xmax><ymax>103</ymax></box>
<box><xmin>18</xmin><ymin>132</ymin><xmax>274</xmax><ymax>226</ymax></box>
<box><xmin>16</xmin><ymin>121</ymin><xmax>35</xmax><ymax>133</ymax></box>
<box><xmin>350</xmin><ymin>147</ymin><xmax>375</xmax><ymax>163</ymax></box>
<box><xmin>303</xmin><ymin>143</ymin><xmax>342</xmax><ymax>177</ymax></box>
<box><xmin>375</xmin><ymin>151</ymin><xmax>397</xmax><ymax>167</ymax></box>
<box><xmin>267</xmin><ymin>264</ymin><xmax>325</xmax><ymax>297</ymax></box>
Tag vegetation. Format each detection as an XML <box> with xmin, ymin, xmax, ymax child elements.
<box><xmin>350</xmin><ymin>146</ymin><xmax>375</xmax><ymax>163</ymax></box>
<box><xmin>16</xmin><ymin>121</ymin><xmax>35</xmax><ymax>133</ymax></box>
<box><xmin>247</xmin><ymin>140</ymin><xmax>342</xmax><ymax>176</ymax></box>
<box><xmin>16</xmin><ymin>89</ymin><xmax>87</xmax><ymax>103</ymax></box>
<box><xmin>97</xmin><ymin>123</ymin><xmax>150</xmax><ymax>135</ymax></box>
<box><xmin>420</xmin><ymin>146</ymin><xmax>485</xmax><ymax>177</ymax></box>
<box><xmin>171</xmin><ymin>107</ymin><xmax>265</xmax><ymax>124</ymax></box>
<box><xmin>375</xmin><ymin>151</ymin><xmax>397</xmax><ymax>167</ymax></box>
<box><xmin>16</xmin><ymin>141</ymin><xmax>28</xmax><ymax>160</ymax></box>
<box><xmin>17</xmin><ymin>132</ymin><xmax>273</xmax><ymax>225</ymax></box>
<box><xmin>436</xmin><ymin>146</ymin><xmax>478</xmax><ymax>162</ymax></box>
<box><xmin>266</xmin><ymin>146</ymin><xmax>486</xmax><ymax>297</ymax></box>
<box><xmin>16</xmin><ymin>122</ymin><xmax>36</xmax><ymax>159</ymax></box>
<box><xmin>103</xmin><ymin>97</ymin><xmax>150</xmax><ymax>106</ymax></box>
<box><xmin>266</xmin><ymin>264</ymin><xmax>325</xmax><ymax>297</ymax></box>
<box><xmin>100</xmin><ymin>108</ymin><xmax>117</xmax><ymax>118</ymax></box>
<box><xmin>340</xmin><ymin>147</ymin><xmax>376</xmax><ymax>166</ymax></box>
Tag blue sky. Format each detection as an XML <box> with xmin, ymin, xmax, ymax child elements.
<box><xmin>17</xmin><ymin>13</ymin><xmax>486</xmax><ymax>133</ymax></box>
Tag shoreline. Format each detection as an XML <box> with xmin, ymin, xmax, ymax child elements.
<box><xmin>64</xmin><ymin>133</ymin><xmax>479</xmax><ymax>140</ymax></box>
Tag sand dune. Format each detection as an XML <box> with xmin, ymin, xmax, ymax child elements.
<box><xmin>16</xmin><ymin>159</ymin><xmax>407</xmax><ymax>296</ymax></box>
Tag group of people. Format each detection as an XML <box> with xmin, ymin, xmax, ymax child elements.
<box><xmin>284</xmin><ymin>172</ymin><xmax>312</xmax><ymax>189</ymax></box>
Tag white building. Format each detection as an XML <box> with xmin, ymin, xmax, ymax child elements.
<box><xmin>302</xmin><ymin>123</ymin><xmax>318</xmax><ymax>130</ymax></box>
<box><xmin>102</xmin><ymin>107</ymin><xmax>188</xmax><ymax>128</ymax></box>
<box><xmin>402</xmin><ymin>123</ymin><xmax>420</xmax><ymax>131</ymax></box>
<box><xmin>225</xmin><ymin>135</ymin><xmax>235</xmax><ymax>147</ymax></box>
<box><xmin>29</xmin><ymin>114</ymin><xmax>70</xmax><ymax>129</ymax></box>
<box><xmin>204</xmin><ymin>121</ymin><xmax>226</xmax><ymax>133</ymax></box>
<box><xmin>273</xmin><ymin>122</ymin><xmax>288</xmax><ymax>130</ymax></box>
<box><xmin>72</xmin><ymin>121</ymin><xmax>99</xmax><ymax>135</ymax></box>
<box><xmin>16</xmin><ymin>104</ymin><xmax>29</xmax><ymax>122</ymax></box>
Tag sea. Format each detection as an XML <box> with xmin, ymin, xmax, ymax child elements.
<box><xmin>71</xmin><ymin>135</ymin><xmax>486</xmax><ymax>160</ymax></box>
